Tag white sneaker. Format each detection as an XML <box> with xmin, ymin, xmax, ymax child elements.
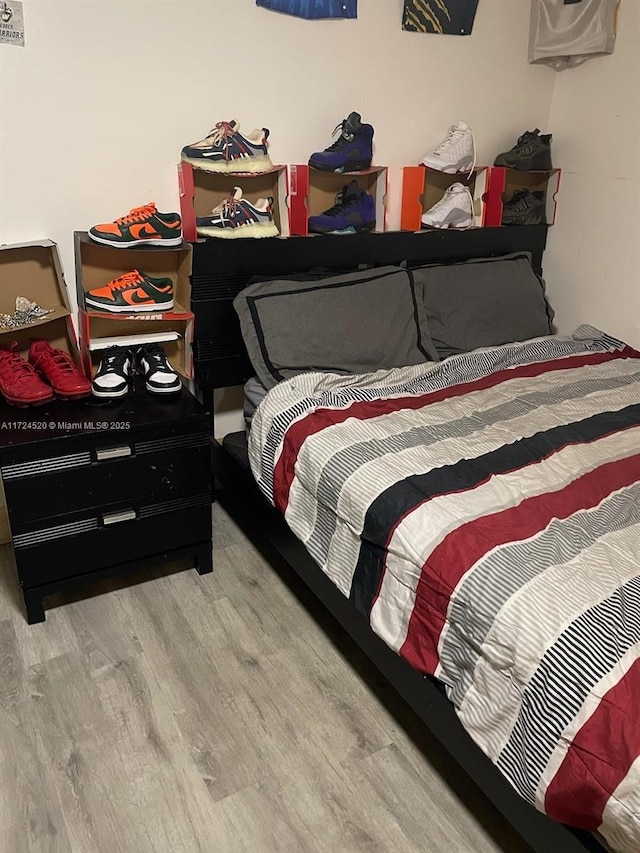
<box><xmin>421</xmin><ymin>183</ymin><xmax>475</xmax><ymax>230</ymax></box>
<box><xmin>421</xmin><ymin>121</ymin><xmax>476</xmax><ymax>174</ymax></box>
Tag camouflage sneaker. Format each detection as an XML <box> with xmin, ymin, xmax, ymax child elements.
<box><xmin>502</xmin><ymin>189</ymin><xmax>547</xmax><ymax>226</ymax></box>
<box><xmin>494</xmin><ymin>129</ymin><xmax>552</xmax><ymax>171</ymax></box>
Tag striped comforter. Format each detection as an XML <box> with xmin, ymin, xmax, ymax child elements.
<box><xmin>248</xmin><ymin>328</ymin><xmax>640</xmax><ymax>853</ymax></box>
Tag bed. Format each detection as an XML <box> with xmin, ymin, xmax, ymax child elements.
<box><xmin>191</xmin><ymin>228</ymin><xmax>638</xmax><ymax>853</ymax></box>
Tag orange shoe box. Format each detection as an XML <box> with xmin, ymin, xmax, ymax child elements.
<box><xmin>177</xmin><ymin>161</ymin><xmax>289</xmax><ymax>242</ymax></box>
<box><xmin>400</xmin><ymin>166</ymin><xmax>490</xmax><ymax>232</ymax></box>
<box><xmin>288</xmin><ymin>165</ymin><xmax>388</xmax><ymax>236</ymax></box>
<box><xmin>485</xmin><ymin>167</ymin><xmax>562</xmax><ymax>227</ymax></box>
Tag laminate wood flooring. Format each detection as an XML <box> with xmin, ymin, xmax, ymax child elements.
<box><xmin>0</xmin><ymin>504</ymin><xmax>529</xmax><ymax>853</ymax></box>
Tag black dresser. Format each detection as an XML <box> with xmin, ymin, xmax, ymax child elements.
<box><xmin>0</xmin><ymin>383</ymin><xmax>212</xmax><ymax>623</ymax></box>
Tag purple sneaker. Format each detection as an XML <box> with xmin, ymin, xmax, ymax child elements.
<box><xmin>309</xmin><ymin>112</ymin><xmax>374</xmax><ymax>173</ymax></box>
<box><xmin>308</xmin><ymin>180</ymin><xmax>376</xmax><ymax>235</ymax></box>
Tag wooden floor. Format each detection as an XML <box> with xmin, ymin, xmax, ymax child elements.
<box><xmin>0</xmin><ymin>504</ymin><xmax>529</xmax><ymax>853</ymax></box>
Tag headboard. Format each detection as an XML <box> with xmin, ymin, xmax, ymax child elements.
<box><xmin>190</xmin><ymin>225</ymin><xmax>549</xmax><ymax>392</ymax></box>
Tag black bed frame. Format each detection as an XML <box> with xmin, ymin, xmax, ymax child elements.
<box><xmin>193</xmin><ymin>228</ymin><xmax>606</xmax><ymax>853</ymax></box>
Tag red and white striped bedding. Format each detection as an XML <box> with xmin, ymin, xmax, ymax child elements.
<box><xmin>248</xmin><ymin>327</ymin><xmax>640</xmax><ymax>853</ymax></box>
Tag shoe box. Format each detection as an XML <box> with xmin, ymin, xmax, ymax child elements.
<box><xmin>177</xmin><ymin>162</ymin><xmax>289</xmax><ymax>241</ymax></box>
<box><xmin>288</xmin><ymin>165</ymin><xmax>388</xmax><ymax>236</ymax></box>
<box><xmin>74</xmin><ymin>232</ymin><xmax>194</xmax><ymax>378</ymax></box>
<box><xmin>0</xmin><ymin>240</ymin><xmax>82</xmax><ymax>368</ymax></box>
<box><xmin>400</xmin><ymin>166</ymin><xmax>490</xmax><ymax>231</ymax></box>
<box><xmin>485</xmin><ymin>168</ymin><xmax>562</xmax><ymax>227</ymax></box>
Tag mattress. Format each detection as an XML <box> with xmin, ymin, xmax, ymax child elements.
<box><xmin>248</xmin><ymin>326</ymin><xmax>640</xmax><ymax>853</ymax></box>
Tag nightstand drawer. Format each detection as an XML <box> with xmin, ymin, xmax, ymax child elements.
<box><xmin>1</xmin><ymin>432</ymin><xmax>211</xmax><ymax>524</ymax></box>
<box><xmin>13</xmin><ymin>494</ymin><xmax>212</xmax><ymax>587</ymax></box>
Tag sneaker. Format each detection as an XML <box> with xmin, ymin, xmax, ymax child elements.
<box><xmin>28</xmin><ymin>341</ymin><xmax>91</xmax><ymax>400</ymax></box>
<box><xmin>196</xmin><ymin>187</ymin><xmax>279</xmax><ymax>239</ymax></box>
<box><xmin>307</xmin><ymin>180</ymin><xmax>376</xmax><ymax>234</ymax></box>
<box><xmin>309</xmin><ymin>112</ymin><xmax>374</xmax><ymax>173</ymax></box>
<box><xmin>91</xmin><ymin>347</ymin><xmax>132</xmax><ymax>399</ymax></box>
<box><xmin>181</xmin><ymin>120</ymin><xmax>273</xmax><ymax>174</ymax></box>
<box><xmin>494</xmin><ymin>129</ymin><xmax>553</xmax><ymax>171</ymax></box>
<box><xmin>501</xmin><ymin>189</ymin><xmax>547</xmax><ymax>226</ymax></box>
<box><xmin>0</xmin><ymin>344</ymin><xmax>54</xmax><ymax>407</ymax></box>
<box><xmin>136</xmin><ymin>344</ymin><xmax>182</xmax><ymax>395</ymax></box>
<box><xmin>88</xmin><ymin>203</ymin><xmax>183</xmax><ymax>248</ymax></box>
<box><xmin>85</xmin><ymin>270</ymin><xmax>174</xmax><ymax>313</ymax></box>
<box><xmin>421</xmin><ymin>121</ymin><xmax>476</xmax><ymax>174</ymax></box>
<box><xmin>420</xmin><ymin>183</ymin><xmax>475</xmax><ymax>230</ymax></box>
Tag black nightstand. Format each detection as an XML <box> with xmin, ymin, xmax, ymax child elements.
<box><xmin>0</xmin><ymin>382</ymin><xmax>213</xmax><ymax>623</ymax></box>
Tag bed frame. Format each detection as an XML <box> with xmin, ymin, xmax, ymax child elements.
<box><xmin>192</xmin><ymin>228</ymin><xmax>606</xmax><ymax>853</ymax></box>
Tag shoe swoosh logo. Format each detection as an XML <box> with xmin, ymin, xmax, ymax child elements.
<box><xmin>122</xmin><ymin>289</ymin><xmax>156</xmax><ymax>305</ymax></box>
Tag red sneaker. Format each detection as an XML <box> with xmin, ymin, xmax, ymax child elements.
<box><xmin>29</xmin><ymin>341</ymin><xmax>91</xmax><ymax>400</ymax></box>
<box><xmin>0</xmin><ymin>345</ymin><xmax>55</xmax><ymax>407</ymax></box>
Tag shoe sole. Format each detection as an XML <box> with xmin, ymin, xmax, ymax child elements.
<box><xmin>421</xmin><ymin>217</ymin><xmax>475</xmax><ymax>230</ymax></box>
<box><xmin>54</xmin><ymin>389</ymin><xmax>92</xmax><ymax>400</ymax></box>
<box><xmin>145</xmin><ymin>382</ymin><xmax>182</xmax><ymax>394</ymax></box>
<box><xmin>420</xmin><ymin>156</ymin><xmax>474</xmax><ymax>174</ymax></box>
<box><xmin>308</xmin><ymin>222</ymin><xmax>375</xmax><ymax>235</ymax></box>
<box><xmin>88</xmin><ymin>233</ymin><xmax>183</xmax><ymax>249</ymax></box>
<box><xmin>494</xmin><ymin>155</ymin><xmax>553</xmax><ymax>171</ymax></box>
<box><xmin>308</xmin><ymin>161</ymin><xmax>372</xmax><ymax>173</ymax></box>
<box><xmin>181</xmin><ymin>155</ymin><xmax>274</xmax><ymax>174</ymax></box>
<box><xmin>91</xmin><ymin>386</ymin><xmax>129</xmax><ymax>399</ymax></box>
<box><xmin>196</xmin><ymin>223</ymin><xmax>279</xmax><ymax>239</ymax></box>
<box><xmin>502</xmin><ymin>215</ymin><xmax>546</xmax><ymax>226</ymax></box>
<box><xmin>85</xmin><ymin>298</ymin><xmax>174</xmax><ymax>313</ymax></box>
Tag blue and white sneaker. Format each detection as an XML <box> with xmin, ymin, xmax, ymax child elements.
<box><xmin>196</xmin><ymin>187</ymin><xmax>279</xmax><ymax>239</ymax></box>
<box><xmin>181</xmin><ymin>120</ymin><xmax>273</xmax><ymax>174</ymax></box>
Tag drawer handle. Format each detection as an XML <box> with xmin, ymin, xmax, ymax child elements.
<box><xmin>96</xmin><ymin>445</ymin><xmax>132</xmax><ymax>461</ymax></box>
<box><xmin>102</xmin><ymin>509</ymin><xmax>137</xmax><ymax>526</ymax></box>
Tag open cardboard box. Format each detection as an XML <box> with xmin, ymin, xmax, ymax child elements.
<box><xmin>485</xmin><ymin>167</ymin><xmax>561</xmax><ymax>227</ymax></box>
<box><xmin>400</xmin><ymin>166</ymin><xmax>490</xmax><ymax>232</ymax></box>
<box><xmin>74</xmin><ymin>231</ymin><xmax>193</xmax><ymax>318</ymax></box>
<box><xmin>178</xmin><ymin>162</ymin><xmax>289</xmax><ymax>242</ymax></box>
<box><xmin>0</xmin><ymin>240</ymin><xmax>81</xmax><ymax>367</ymax></box>
<box><xmin>288</xmin><ymin>165</ymin><xmax>388</xmax><ymax>236</ymax></box>
<box><xmin>78</xmin><ymin>311</ymin><xmax>194</xmax><ymax>380</ymax></box>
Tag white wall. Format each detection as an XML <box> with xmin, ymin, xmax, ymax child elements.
<box><xmin>1</xmin><ymin>0</ymin><xmax>555</xmax><ymax>433</ymax></box>
<box><xmin>543</xmin><ymin>0</ymin><xmax>640</xmax><ymax>346</ymax></box>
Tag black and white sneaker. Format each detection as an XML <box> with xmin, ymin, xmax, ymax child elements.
<box><xmin>91</xmin><ymin>347</ymin><xmax>131</xmax><ymax>399</ymax></box>
<box><xmin>136</xmin><ymin>344</ymin><xmax>182</xmax><ymax>395</ymax></box>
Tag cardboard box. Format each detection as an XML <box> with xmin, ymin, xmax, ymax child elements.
<box><xmin>74</xmin><ymin>232</ymin><xmax>194</xmax><ymax>379</ymax></box>
<box><xmin>485</xmin><ymin>168</ymin><xmax>561</xmax><ymax>227</ymax></box>
<box><xmin>0</xmin><ymin>240</ymin><xmax>82</xmax><ymax>368</ymax></box>
<box><xmin>74</xmin><ymin>231</ymin><xmax>193</xmax><ymax>317</ymax></box>
<box><xmin>79</xmin><ymin>311</ymin><xmax>194</xmax><ymax>380</ymax></box>
<box><xmin>178</xmin><ymin>162</ymin><xmax>289</xmax><ymax>242</ymax></box>
<box><xmin>400</xmin><ymin>166</ymin><xmax>490</xmax><ymax>232</ymax></box>
<box><xmin>288</xmin><ymin>165</ymin><xmax>388</xmax><ymax>236</ymax></box>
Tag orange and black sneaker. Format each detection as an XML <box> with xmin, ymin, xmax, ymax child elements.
<box><xmin>88</xmin><ymin>202</ymin><xmax>183</xmax><ymax>248</ymax></box>
<box><xmin>85</xmin><ymin>270</ymin><xmax>174</xmax><ymax>313</ymax></box>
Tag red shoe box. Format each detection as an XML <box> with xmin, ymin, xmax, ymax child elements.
<box><xmin>177</xmin><ymin>161</ymin><xmax>289</xmax><ymax>242</ymax></box>
<box><xmin>288</xmin><ymin>165</ymin><xmax>388</xmax><ymax>236</ymax></box>
<box><xmin>485</xmin><ymin>168</ymin><xmax>561</xmax><ymax>227</ymax></box>
<box><xmin>0</xmin><ymin>240</ymin><xmax>82</xmax><ymax>370</ymax></box>
<box><xmin>74</xmin><ymin>232</ymin><xmax>194</xmax><ymax>379</ymax></box>
<box><xmin>400</xmin><ymin>166</ymin><xmax>490</xmax><ymax>232</ymax></box>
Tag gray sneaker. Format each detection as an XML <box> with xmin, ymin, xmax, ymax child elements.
<box><xmin>502</xmin><ymin>189</ymin><xmax>546</xmax><ymax>226</ymax></box>
<box><xmin>421</xmin><ymin>182</ymin><xmax>475</xmax><ymax>229</ymax></box>
<box><xmin>494</xmin><ymin>129</ymin><xmax>552</xmax><ymax>171</ymax></box>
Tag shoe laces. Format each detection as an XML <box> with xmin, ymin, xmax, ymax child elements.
<box><xmin>208</xmin><ymin>120</ymin><xmax>237</xmax><ymax>146</ymax></box>
<box><xmin>106</xmin><ymin>270</ymin><xmax>145</xmax><ymax>291</ymax></box>
<box><xmin>326</xmin><ymin>119</ymin><xmax>355</xmax><ymax>152</ymax></box>
<box><xmin>0</xmin><ymin>344</ymin><xmax>38</xmax><ymax>379</ymax></box>
<box><xmin>325</xmin><ymin>186</ymin><xmax>360</xmax><ymax>216</ymax></box>
<box><xmin>212</xmin><ymin>190</ymin><xmax>242</xmax><ymax>218</ymax></box>
<box><xmin>139</xmin><ymin>344</ymin><xmax>168</xmax><ymax>367</ymax></box>
<box><xmin>35</xmin><ymin>346</ymin><xmax>78</xmax><ymax>376</ymax></box>
<box><xmin>441</xmin><ymin>182</ymin><xmax>474</xmax><ymax>208</ymax></box>
<box><xmin>100</xmin><ymin>347</ymin><xmax>129</xmax><ymax>373</ymax></box>
<box><xmin>433</xmin><ymin>123</ymin><xmax>476</xmax><ymax>178</ymax></box>
<box><xmin>115</xmin><ymin>203</ymin><xmax>156</xmax><ymax>225</ymax></box>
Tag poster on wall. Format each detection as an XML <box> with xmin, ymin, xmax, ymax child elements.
<box><xmin>0</xmin><ymin>1</ymin><xmax>25</xmax><ymax>46</ymax></box>
<box><xmin>256</xmin><ymin>0</ymin><xmax>357</xmax><ymax>20</ymax></box>
<box><xmin>402</xmin><ymin>0</ymin><xmax>479</xmax><ymax>35</ymax></box>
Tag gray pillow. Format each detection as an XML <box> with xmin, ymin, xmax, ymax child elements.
<box><xmin>233</xmin><ymin>265</ymin><xmax>438</xmax><ymax>390</ymax></box>
<box><xmin>412</xmin><ymin>252</ymin><xmax>554</xmax><ymax>359</ymax></box>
